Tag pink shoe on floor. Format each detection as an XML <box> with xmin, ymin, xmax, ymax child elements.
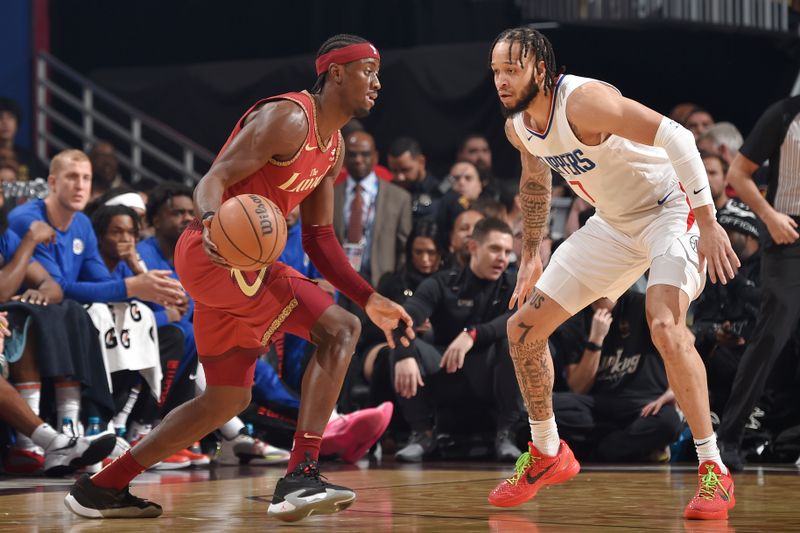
<box><xmin>321</xmin><ymin>402</ymin><xmax>393</xmax><ymax>463</ymax></box>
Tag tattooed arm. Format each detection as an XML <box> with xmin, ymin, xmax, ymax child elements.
<box><xmin>505</xmin><ymin>119</ymin><xmax>553</xmax><ymax>308</ymax></box>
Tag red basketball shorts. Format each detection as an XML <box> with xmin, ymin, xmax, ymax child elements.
<box><xmin>174</xmin><ymin>220</ymin><xmax>334</xmax><ymax>387</ymax></box>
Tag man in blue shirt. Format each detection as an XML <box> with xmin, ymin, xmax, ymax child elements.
<box><xmin>8</xmin><ymin>150</ymin><xmax>185</xmax><ymax>306</ymax></box>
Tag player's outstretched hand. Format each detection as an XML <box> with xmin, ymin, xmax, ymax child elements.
<box><xmin>201</xmin><ymin>216</ymin><xmax>231</xmax><ymax>268</ymax></box>
<box><xmin>509</xmin><ymin>253</ymin><xmax>543</xmax><ymax>309</ymax></box>
<box><xmin>698</xmin><ymin>220</ymin><xmax>740</xmax><ymax>285</ymax></box>
<box><xmin>365</xmin><ymin>293</ymin><xmax>415</xmax><ymax>349</ymax></box>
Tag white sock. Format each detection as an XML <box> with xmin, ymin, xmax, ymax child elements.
<box><xmin>530</xmin><ymin>416</ymin><xmax>560</xmax><ymax>456</ymax></box>
<box><xmin>194</xmin><ymin>365</ymin><xmax>207</xmax><ymax>393</ymax></box>
<box><xmin>14</xmin><ymin>382</ymin><xmax>41</xmax><ymax>450</ymax></box>
<box><xmin>55</xmin><ymin>381</ymin><xmax>81</xmax><ymax>431</ymax></box>
<box><xmin>111</xmin><ymin>387</ymin><xmax>140</xmax><ymax>432</ymax></box>
<box><xmin>694</xmin><ymin>433</ymin><xmax>728</xmax><ymax>474</ymax></box>
<box><xmin>31</xmin><ymin>423</ymin><xmax>70</xmax><ymax>451</ymax></box>
<box><xmin>220</xmin><ymin>417</ymin><xmax>246</xmax><ymax>440</ymax></box>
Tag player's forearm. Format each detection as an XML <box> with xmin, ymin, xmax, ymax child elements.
<box><xmin>301</xmin><ymin>224</ymin><xmax>374</xmax><ymax>307</ymax></box>
<box><xmin>193</xmin><ymin>174</ymin><xmax>226</xmax><ymax>219</ymax></box>
<box><xmin>652</xmin><ymin>117</ymin><xmax>714</xmax><ymax>211</ymax></box>
<box><xmin>727</xmin><ymin>166</ymin><xmax>773</xmax><ymax>221</ymax></box>
<box><xmin>519</xmin><ymin>177</ymin><xmax>551</xmax><ymax>257</ymax></box>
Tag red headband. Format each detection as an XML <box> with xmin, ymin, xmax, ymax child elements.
<box><xmin>315</xmin><ymin>43</ymin><xmax>380</xmax><ymax>76</ymax></box>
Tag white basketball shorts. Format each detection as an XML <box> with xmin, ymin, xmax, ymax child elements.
<box><xmin>536</xmin><ymin>209</ymin><xmax>705</xmax><ymax>315</ymax></box>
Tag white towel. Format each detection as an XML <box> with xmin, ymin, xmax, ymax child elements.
<box><xmin>84</xmin><ymin>301</ymin><xmax>162</xmax><ymax>399</ymax></box>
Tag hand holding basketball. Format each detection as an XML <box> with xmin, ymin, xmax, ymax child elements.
<box><xmin>201</xmin><ymin>217</ymin><xmax>229</xmax><ymax>268</ymax></box>
<box><xmin>206</xmin><ymin>194</ymin><xmax>288</xmax><ymax>271</ymax></box>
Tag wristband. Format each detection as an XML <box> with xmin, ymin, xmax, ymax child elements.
<box><xmin>585</xmin><ymin>341</ymin><xmax>602</xmax><ymax>352</ymax></box>
<box><xmin>464</xmin><ymin>328</ymin><xmax>477</xmax><ymax>342</ymax></box>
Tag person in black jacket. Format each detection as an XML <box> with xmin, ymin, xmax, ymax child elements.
<box><xmin>362</xmin><ymin>220</ymin><xmax>444</xmax><ymax>406</ymax></box>
<box><xmin>692</xmin><ymin>199</ymin><xmax>762</xmax><ymax>416</ymax></box>
<box><xmin>388</xmin><ymin>218</ymin><xmax>524</xmax><ymax>462</ymax></box>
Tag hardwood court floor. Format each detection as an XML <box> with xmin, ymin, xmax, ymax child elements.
<box><xmin>1</xmin><ymin>461</ymin><xmax>799</xmax><ymax>532</ymax></box>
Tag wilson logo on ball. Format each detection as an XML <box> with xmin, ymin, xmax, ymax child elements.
<box><xmin>248</xmin><ymin>194</ymin><xmax>274</xmax><ymax>236</ymax></box>
<box><xmin>209</xmin><ymin>194</ymin><xmax>287</xmax><ymax>271</ymax></box>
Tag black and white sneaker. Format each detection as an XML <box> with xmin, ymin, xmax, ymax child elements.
<box><xmin>44</xmin><ymin>432</ymin><xmax>116</xmax><ymax>477</ymax></box>
<box><xmin>64</xmin><ymin>474</ymin><xmax>163</xmax><ymax>519</ymax></box>
<box><xmin>267</xmin><ymin>456</ymin><xmax>356</xmax><ymax>522</ymax></box>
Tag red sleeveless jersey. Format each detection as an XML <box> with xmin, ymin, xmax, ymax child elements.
<box><xmin>219</xmin><ymin>90</ymin><xmax>342</xmax><ymax>217</ymax></box>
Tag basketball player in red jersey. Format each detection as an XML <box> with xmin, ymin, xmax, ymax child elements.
<box><xmin>65</xmin><ymin>34</ymin><xmax>414</xmax><ymax>523</ymax></box>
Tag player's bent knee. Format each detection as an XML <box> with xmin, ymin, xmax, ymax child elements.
<box><xmin>648</xmin><ymin>318</ymin><xmax>680</xmax><ymax>353</ymax></box>
<box><xmin>315</xmin><ymin>307</ymin><xmax>361</xmax><ymax>353</ymax></box>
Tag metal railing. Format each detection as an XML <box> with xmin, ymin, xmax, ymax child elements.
<box><xmin>517</xmin><ymin>0</ymin><xmax>793</xmax><ymax>33</ymax></box>
<box><xmin>35</xmin><ymin>52</ymin><xmax>215</xmax><ymax>187</ymax></box>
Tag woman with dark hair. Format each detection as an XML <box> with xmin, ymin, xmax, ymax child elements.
<box><xmin>377</xmin><ymin>219</ymin><xmax>443</xmax><ymax>305</ymax></box>
<box><xmin>362</xmin><ymin>220</ymin><xmax>444</xmax><ymax>419</ymax></box>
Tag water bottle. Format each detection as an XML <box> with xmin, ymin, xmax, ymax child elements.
<box><xmin>87</xmin><ymin>417</ymin><xmax>102</xmax><ymax>436</ymax></box>
<box><xmin>85</xmin><ymin>417</ymin><xmax>103</xmax><ymax>473</ymax></box>
<box><xmin>62</xmin><ymin>417</ymin><xmax>76</xmax><ymax>437</ymax></box>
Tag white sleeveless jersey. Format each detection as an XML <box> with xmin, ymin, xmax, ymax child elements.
<box><xmin>513</xmin><ymin>74</ymin><xmax>693</xmax><ymax>236</ymax></box>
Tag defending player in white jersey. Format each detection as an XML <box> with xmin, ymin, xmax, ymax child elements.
<box><xmin>486</xmin><ymin>27</ymin><xmax>740</xmax><ymax>521</ymax></box>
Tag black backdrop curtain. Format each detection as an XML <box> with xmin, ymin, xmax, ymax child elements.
<box><xmin>87</xmin><ymin>25</ymin><xmax>799</xmax><ymax>181</ymax></box>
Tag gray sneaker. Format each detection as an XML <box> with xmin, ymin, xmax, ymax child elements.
<box><xmin>495</xmin><ymin>430</ymin><xmax>522</xmax><ymax>462</ymax></box>
<box><xmin>395</xmin><ymin>431</ymin><xmax>436</xmax><ymax>463</ymax></box>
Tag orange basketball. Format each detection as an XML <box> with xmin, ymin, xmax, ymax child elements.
<box><xmin>208</xmin><ymin>194</ymin><xmax>287</xmax><ymax>271</ymax></box>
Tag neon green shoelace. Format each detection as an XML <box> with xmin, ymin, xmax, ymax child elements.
<box><xmin>507</xmin><ymin>451</ymin><xmax>539</xmax><ymax>485</ymax></box>
<box><xmin>698</xmin><ymin>464</ymin><xmax>728</xmax><ymax>500</ymax></box>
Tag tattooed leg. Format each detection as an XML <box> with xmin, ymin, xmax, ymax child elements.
<box><xmin>507</xmin><ymin>286</ymin><xmax>570</xmax><ymax>423</ymax></box>
<box><xmin>509</xmin><ymin>337</ymin><xmax>554</xmax><ymax>420</ymax></box>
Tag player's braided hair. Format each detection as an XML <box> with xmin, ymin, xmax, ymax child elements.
<box><xmin>490</xmin><ymin>26</ymin><xmax>563</xmax><ymax>96</ymax></box>
<box><xmin>310</xmin><ymin>34</ymin><xmax>370</xmax><ymax>94</ymax></box>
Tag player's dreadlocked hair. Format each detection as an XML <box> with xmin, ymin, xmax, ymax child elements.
<box><xmin>311</xmin><ymin>34</ymin><xmax>370</xmax><ymax>94</ymax></box>
<box><xmin>490</xmin><ymin>27</ymin><xmax>563</xmax><ymax>96</ymax></box>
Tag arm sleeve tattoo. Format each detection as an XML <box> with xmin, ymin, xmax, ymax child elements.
<box><xmin>519</xmin><ymin>161</ymin><xmax>552</xmax><ymax>257</ymax></box>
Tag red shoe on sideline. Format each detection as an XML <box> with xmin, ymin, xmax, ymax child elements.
<box><xmin>148</xmin><ymin>452</ymin><xmax>191</xmax><ymax>471</ymax></box>
<box><xmin>488</xmin><ymin>440</ymin><xmax>580</xmax><ymax>508</ymax></box>
<box><xmin>3</xmin><ymin>447</ymin><xmax>45</xmax><ymax>474</ymax></box>
<box><xmin>176</xmin><ymin>442</ymin><xmax>211</xmax><ymax>466</ymax></box>
<box><xmin>684</xmin><ymin>461</ymin><xmax>735</xmax><ymax>520</ymax></box>
<box><xmin>321</xmin><ymin>402</ymin><xmax>393</xmax><ymax>463</ymax></box>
